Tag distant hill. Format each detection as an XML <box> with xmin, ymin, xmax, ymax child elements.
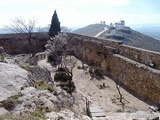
<box><xmin>133</xmin><ymin>25</ymin><xmax>160</xmax><ymax>41</ymax></box>
<box><xmin>73</xmin><ymin>24</ymin><xmax>107</xmax><ymax>36</ymax></box>
<box><xmin>0</xmin><ymin>28</ymin><xmax>11</xmax><ymax>34</ymax></box>
<box><xmin>74</xmin><ymin>24</ymin><xmax>160</xmax><ymax>52</ymax></box>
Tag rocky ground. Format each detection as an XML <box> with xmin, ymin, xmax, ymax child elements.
<box><xmin>0</xmin><ymin>55</ymin><xmax>159</xmax><ymax>120</ymax></box>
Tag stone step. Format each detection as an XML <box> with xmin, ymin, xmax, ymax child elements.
<box><xmin>91</xmin><ymin>112</ymin><xmax>106</xmax><ymax>117</ymax></box>
<box><xmin>90</xmin><ymin>107</ymin><xmax>105</xmax><ymax>113</ymax></box>
<box><xmin>90</xmin><ymin>106</ymin><xmax>106</xmax><ymax>118</ymax></box>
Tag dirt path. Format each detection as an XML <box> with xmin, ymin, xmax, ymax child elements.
<box><xmin>72</xmin><ymin>60</ymin><xmax>150</xmax><ymax>113</ymax></box>
<box><xmin>38</xmin><ymin>58</ymin><xmax>151</xmax><ymax>116</ymax></box>
<box><xmin>94</xmin><ymin>27</ymin><xmax>108</xmax><ymax>37</ymax></box>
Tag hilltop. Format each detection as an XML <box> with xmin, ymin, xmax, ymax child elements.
<box><xmin>73</xmin><ymin>24</ymin><xmax>107</xmax><ymax>36</ymax></box>
<box><xmin>74</xmin><ymin>24</ymin><xmax>160</xmax><ymax>52</ymax></box>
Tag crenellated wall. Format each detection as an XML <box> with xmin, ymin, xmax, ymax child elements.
<box><xmin>68</xmin><ymin>33</ymin><xmax>160</xmax><ymax>106</ymax></box>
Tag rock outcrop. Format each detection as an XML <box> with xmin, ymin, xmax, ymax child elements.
<box><xmin>0</xmin><ymin>62</ymin><xmax>28</xmax><ymax>102</ymax></box>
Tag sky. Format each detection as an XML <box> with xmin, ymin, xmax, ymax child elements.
<box><xmin>0</xmin><ymin>0</ymin><xmax>160</xmax><ymax>29</ymax></box>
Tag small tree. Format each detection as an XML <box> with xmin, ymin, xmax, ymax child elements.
<box><xmin>46</xmin><ymin>28</ymin><xmax>77</xmax><ymax>95</ymax></box>
<box><xmin>116</xmin><ymin>83</ymin><xmax>125</xmax><ymax>111</ymax></box>
<box><xmin>5</xmin><ymin>17</ymin><xmax>38</xmax><ymax>56</ymax></box>
<box><xmin>46</xmin><ymin>32</ymin><xmax>67</xmax><ymax>65</ymax></box>
<box><xmin>61</xmin><ymin>56</ymin><xmax>77</xmax><ymax>95</ymax></box>
<box><xmin>49</xmin><ymin>10</ymin><xmax>61</xmax><ymax>37</ymax></box>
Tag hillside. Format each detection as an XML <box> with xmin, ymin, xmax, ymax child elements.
<box><xmin>73</xmin><ymin>24</ymin><xmax>107</xmax><ymax>36</ymax></box>
<box><xmin>74</xmin><ymin>24</ymin><xmax>160</xmax><ymax>52</ymax></box>
<box><xmin>131</xmin><ymin>24</ymin><xmax>160</xmax><ymax>41</ymax></box>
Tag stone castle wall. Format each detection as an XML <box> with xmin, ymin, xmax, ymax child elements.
<box><xmin>119</xmin><ymin>45</ymin><xmax>160</xmax><ymax>70</ymax></box>
<box><xmin>68</xmin><ymin>33</ymin><xmax>160</xmax><ymax>106</ymax></box>
<box><xmin>105</xmin><ymin>54</ymin><xmax>160</xmax><ymax>105</ymax></box>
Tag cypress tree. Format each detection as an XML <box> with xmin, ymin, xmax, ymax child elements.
<box><xmin>49</xmin><ymin>10</ymin><xmax>61</xmax><ymax>37</ymax></box>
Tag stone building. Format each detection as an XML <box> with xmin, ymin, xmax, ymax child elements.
<box><xmin>115</xmin><ymin>20</ymin><xmax>125</xmax><ymax>30</ymax></box>
<box><xmin>108</xmin><ymin>23</ymin><xmax>116</xmax><ymax>35</ymax></box>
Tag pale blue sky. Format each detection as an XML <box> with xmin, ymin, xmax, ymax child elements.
<box><xmin>0</xmin><ymin>0</ymin><xmax>160</xmax><ymax>28</ymax></box>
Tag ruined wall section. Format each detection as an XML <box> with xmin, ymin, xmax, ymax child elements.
<box><xmin>68</xmin><ymin>39</ymin><xmax>113</xmax><ymax>67</ymax></box>
<box><xmin>119</xmin><ymin>45</ymin><xmax>160</xmax><ymax>70</ymax></box>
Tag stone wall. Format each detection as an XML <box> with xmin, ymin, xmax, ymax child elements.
<box><xmin>119</xmin><ymin>45</ymin><xmax>160</xmax><ymax>70</ymax></box>
<box><xmin>69</xmin><ymin>33</ymin><xmax>160</xmax><ymax>71</ymax></box>
<box><xmin>105</xmin><ymin>54</ymin><xmax>160</xmax><ymax>106</ymax></box>
<box><xmin>68</xmin><ymin>36</ymin><xmax>160</xmax><ymax>106</ymax></box>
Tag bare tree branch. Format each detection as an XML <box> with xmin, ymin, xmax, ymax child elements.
<box><xmin>116</xmin><ymin>83</ymin><xmax>125</xmax><ymax>111</ymax></box>
<box><xmin>5</xmin><ymin>17</ymin><xmax>38</xmax><ymax>56</ymax></box>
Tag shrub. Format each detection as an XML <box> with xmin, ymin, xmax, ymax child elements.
<box><xmin>20</xmin><ymin>65</ymin><xmax>32</xmax><ymax>72</ymax></box>
<box><xmin>0</xmin><ymin>107</ymin><xmax>47</xmax><ymax>119</ymax></box>
<box><xmin>56</xmin><ymin>81</ymin><xmax>76</xmax><ymax>93</ymax></box>
<box><xmin>1</xmin><ymin>94</ymin><xmax>23</xmax><ymax>111</ymax></box>
<box><xmin>54</xmin><ymin>72</ymin><xmax>71</xmax><ymax>82</ymax></box>
<box><xmin>89</xmin><ymin>68</ymin><xmax>93</xmax><ymax>75</ymax></box>
<box><xmin>117</xmin><ymin>109</ymin><xmax>123</xmax><ymax>112</ymax></box>
<box><xmin>11</xmin><ymin>94</ymin><xmax>21</xmax><ymax>101</ymax></box>
<box><xmin>35</xmin><ymin>80</ymin><xmax>48</xmax><ymax>90</ymax></box>
<box><xmin>37</xmin><ymin>106</ymin><xmax>51</xmax><ymax>113</ymax></box>
<box><xmin>47</xmin><ymin>86</ymin><xmax>54</xmax><ymax>92</ymax></box>
<box><xmin>89</xmin><ymin>67</ymin><xmax>104</xmax><ymax>79</ymax></box>
<box><xmin>28</xmin><ymin>107</ymin><xmax>46</xmax><ymax>119</ymax></box>
<box><xmin>47</xmin><ymin>53</ymin><xmax>55</xmax><ymax>62</ymax></box>
<box><xmin>1</xmin><ymin>98</ymin><xmax>16</xmax><ymax>111</ymax></box>
<box><xmin>94</xmin><ymin>68</ymin><xmax>104</xmax><ymax>79</ymax></box>
<box><xmin>57</xmin><ymin>67</ymin><xmax>66</xmax><ymax>72</ymax></box>
<box><xmin>20</xmin><ymin>86</ymin><xmax>24</xmax><ymax>90</ymax></box>
<box><xmin>0</xmin><ymin>54</ymin><xmax>5</xmax><ymax>61</ymax></box>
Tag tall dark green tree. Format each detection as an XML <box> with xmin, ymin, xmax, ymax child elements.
<box><xmin>49</xmin><ymin>10</ymin><xmax>61</xmax><ymax>37</ymax></box>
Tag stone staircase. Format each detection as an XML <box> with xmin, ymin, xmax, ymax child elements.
<box><xmin>90</xmin><ymin>106</ymin><xmax>106</xmax><ymax>120</ymax></box>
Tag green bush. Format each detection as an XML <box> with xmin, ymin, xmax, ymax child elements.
<box><xmin>94</xmin><ymin>68</ymin><xmax>104</xmax><ymax>79</ymax></box>
<box><xmin>89</xmin><ymin>67</ymin><xmax>104</xmax><ymax>79</ymax></box>
<box><xmin>57</xmin><ymin>81</ymin><xmax>76</xmax><ymax>93</ymax></box>
<box><xmin>54</xmin><ymin>72</ymin><xmax>71</xmax><ymax>82</ymax></box>
<box><xmin>47</xmin><ymin>54</ymin><xmax>55</xmax><ymax>62</ymax></box>
<box><xmin>35</xmin><ymin>80</ymin><xmax>48</xmax><ymax>90</ymax></box>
